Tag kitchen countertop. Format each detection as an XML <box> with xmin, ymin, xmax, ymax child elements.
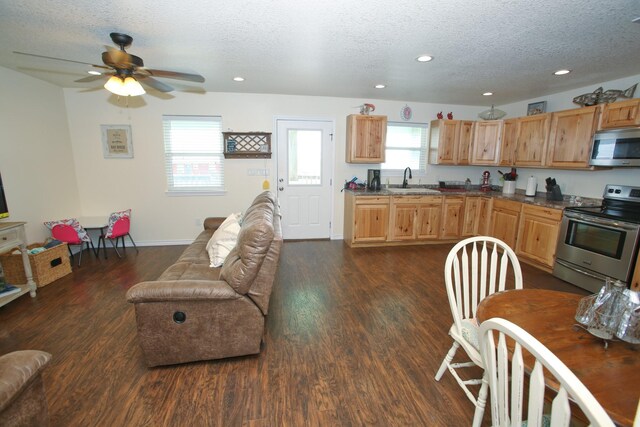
<box><xmin>345</xmin><ymin>186</ymin><xmax>601</xmax><ymax>210</ymax></box>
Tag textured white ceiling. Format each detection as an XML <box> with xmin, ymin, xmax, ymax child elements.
<box><xmin>0</xmin><ymin>0</ymin><xmax>639</xmax><ymax>105</ymax></box>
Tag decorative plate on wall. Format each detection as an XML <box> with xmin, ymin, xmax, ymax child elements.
<box><xmin>400</xmin><ymin>104</ymin><xmax>412</xmax><ymax>121</ymax></box>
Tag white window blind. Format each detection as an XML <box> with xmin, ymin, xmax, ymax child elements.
<box><xmin>381</xmin><ymin>122</ymin><xmax>429</xmax><ymax>175</ymax></box>
<box><xmin>162</xmin><ymin>115</ymin><xmax>224</xmax><ymax>193</ymax></box>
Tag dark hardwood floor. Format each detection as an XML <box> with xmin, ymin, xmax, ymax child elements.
<box><xmin>0</xmin><ymin>241</ymin><xmax>587</xmax><ymax>426</ymax></box>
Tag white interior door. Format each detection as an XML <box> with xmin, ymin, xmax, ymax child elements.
<box><xmin>276</xmin><ymin>119</ymin><xmax>333</xmax><ymax>239</ymax></box>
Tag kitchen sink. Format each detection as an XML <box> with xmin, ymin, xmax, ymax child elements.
<box><xmin>387</xmin><ymin>188</ymin><xmax>441</xmax><ymax>194</ymax></box>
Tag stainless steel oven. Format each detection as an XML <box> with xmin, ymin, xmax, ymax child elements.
<box><xmin>553</xmin><ymin>184</ymin><xmax>640</xmax><ymax>293</ymax></box>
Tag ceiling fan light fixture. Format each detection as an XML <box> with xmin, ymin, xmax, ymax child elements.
<box><xmin>87</xmin><ymin>70</ymin><xmax>101</xmax><ymax>75</ymax></box>
<box><xmin>123</xmin><ymin>76</ymin><xmax>145</xmax><ymax>96</ymax></box>
<box><xmin>104</xmin><ymin>75</ymin><xmax>145</xmax><ymax>96</ymax></box>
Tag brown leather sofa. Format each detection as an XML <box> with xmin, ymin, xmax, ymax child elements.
<box><xmin>126</xmin><ymin>191</ymin><xmax>283</xmax><ymax>367</ymax></box>
<box><xmin>0</xmin><ymin>350</ymin><xmax>52</xmax><ymax>426</ymax></box>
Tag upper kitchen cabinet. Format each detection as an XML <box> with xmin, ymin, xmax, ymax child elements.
<box><xmin>429</xmin><ymin>119</ymin><xmax>474</xmax><ymax>165</ymax></box>
<box><xmin>546</xmin><ymin>105</ymin><xmax>600</xmax><ymax>169</ymax></box>
<box><xmin>499</xmin><ymin>118</ymin><xmax>518</xmax><ymax>166</ymax></box>
<box><xmin>471</xmin><ymin>120</ymin><xmax>503</xmax><ymax>165</ymax></box>
<box><xmin>599</xmin><ymin>98</ymin><xmax>640</xmax><ymax>129</ymax></box>
<box><xmin>346</xmin><ymin>115</ymin><xmax>387</xmax><ymax>163</ymax></box>
<box><xmin>514</xmin><ymin>113</ymin><xmax>550</xmax><ymax>167</ymax></box>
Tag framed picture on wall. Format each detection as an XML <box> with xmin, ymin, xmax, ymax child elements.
<box><xmin>101</xmin><ymin>125</ymin><xmax>133</xmax><ymax>158</ymax></box>
<box><xmin>527</xmin><ymin>101</ymin><xmax>547</xmax><ymax>116</ymax></box>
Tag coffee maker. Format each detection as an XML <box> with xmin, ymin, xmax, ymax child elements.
<box><xmin>367</xmin><ymin>169</ymin><xmax>381</xmax><ymax>191</ymax></box>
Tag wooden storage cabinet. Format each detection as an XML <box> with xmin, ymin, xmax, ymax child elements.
<box><xmin>346</xmin><ymin>115</ymin><xmax>387</xmax><ymax>163</ymax></box>
<box><xmin>516</xmin><ymin>204</ymin><xmax>563</xmax><ymax>270</ymax></box>
<box><xmin>440</xmin><ymin>196</ymin><xmax>465</xmax><ymax>239</ymax></box>
<box><xmin>515</xmin><ymin>113</ymin><xmax>551</xmax><ymax>167</ymax></box>
<box><xmin>488</xmin><ymin>199</ymin><xmax>521</xmax><ymax>249</ymax></box>
<box><xmin>388</xmin><ymin>196</ymin><xmax>443</xmax><ymax>241</ymax></box>
<box><xmin>499</xmin><ymin>118</ymin><xmax>518</xmax><ymax>166</ymax></box>
<box><xmin>471</xmin><ymin>121</ymin><xmax>502</xmax><ymax>165</ymax></box>
<box><xmin>429</xmin><ymin>120</ymin><xmax>474</xmax><ymax>165</ymax></box>
<box><xmin>462</xmin><ymin>196</ymin><xmax>492</xmax><ymax>236</ymax></box>
<box><xmin>546</xmin><ymin>105</ymin><xmax>599</xmax><ymax>169</ymax></box>
<box><xmin>344</xmin><ymin>193</ymin><xmax>389</xmax><ymax>245</ymax></box>
<box><xmin>599</xmin><ymin>98</ymin><xmax>640</xmax><ymax>129</ymax></box>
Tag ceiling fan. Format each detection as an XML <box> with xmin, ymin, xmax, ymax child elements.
<box><xmin>14</xmin><ymin>32</ymin><xmax>205</xmax><ymax>96</ymax></box>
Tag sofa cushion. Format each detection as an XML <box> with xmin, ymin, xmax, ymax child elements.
<box><xmin>220</xmin><ymin>208</ymin><xmax>274</xmax><ymax>295</ymax></box>
<box><xmin>206</xmin><ymin>213</ymin><xmax>242</xmax><ymax>267</ymax></box>
<box><xmin>176</xmin><ymin>230</ymin><xmax>213</xmax><ymax>264</ymax></box>
<box><xmin>158</xmin><ymin>262</ymin><xmax>222</xmax><ymax>281</ymax></box>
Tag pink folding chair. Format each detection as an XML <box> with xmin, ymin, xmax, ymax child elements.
<box><xmin>99</xmin><ymin>209</ymin><xmax>138</xmax><ymax>258</ymax></box>
<box><xmin>44</xmin><ymin>218</ymin><xmax>95</xmax><ymax>266</ymax></box>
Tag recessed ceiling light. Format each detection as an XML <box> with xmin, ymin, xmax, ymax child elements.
<box><xmin>87</xmin><ymin>70</ymin><xmax>101</xmax><ymax>75</ymax></box>
<box><xmin>483</xmin><ymin>92</ymin><xmax>493</xmax><ymax>96</ymax></box>
<box><xmin>233</xmin><ymin>76</ymin><xmax>245</xmax><ymax>82</ymax></box>
<box><xmin>416</xmin><ymin>55</ymin><xmax>433</xmax><ymax>62</ymax></box>
<box><xmin>375</xmin><ymin>84</ymin><xmax>386</xmax><ymax>89</ymax></box>
<box><xmin>554</xmin><ymin>69</ymin><xmax>572</xmax><ymax>76</ymax></box>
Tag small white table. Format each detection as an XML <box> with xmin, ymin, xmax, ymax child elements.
<box><xmin>0</xmin><ymin>222</ymin><xmax>37</xmax><ymax>307</ymax></box>
<box><xmin>78</xmin><ymin>216</ymin><xmax>109</xmax><ymax>259</ymax></box>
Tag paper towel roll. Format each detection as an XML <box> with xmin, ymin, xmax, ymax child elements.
<box><xmin>525</xmin><ymin>176</ymin><xmax>537</xmax><ymax>196</ymax></box>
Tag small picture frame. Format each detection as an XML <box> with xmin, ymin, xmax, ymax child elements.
<box><xmin>527</xmin><ymin>101</ymin><xmax>547</xmax><ymax>116</ymax></box>
<box><xmin>101</xmin><ymin>125</ymin><xmax>133</xmax><ymax>158</ymax></box>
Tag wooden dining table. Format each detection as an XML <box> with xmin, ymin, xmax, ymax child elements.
<box><xmin>477</xmin><ymin>289</ymin><xmax>640</xmax><ymax>427</ymax></box>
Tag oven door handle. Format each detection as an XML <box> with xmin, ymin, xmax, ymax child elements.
<box><xmin>563</xmin><ymin>211</ymin><xmax>639</xmax><ymax>231</ymax></box>
<box><xmin>555</xmin><ymin>259</ymin><xmax>610</xmax><ymax>282</ymax></box>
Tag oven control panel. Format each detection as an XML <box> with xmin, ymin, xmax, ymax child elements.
<box><xmin>604</xmin><ymin>185</ymin><xmax>640</xmax><ymax>202</ymax></box>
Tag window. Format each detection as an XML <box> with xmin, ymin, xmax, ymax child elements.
<box><xmin>162</xmin><ymin>115</ymin><xmax>224</xmax><ymax>193</ymax></box>
<box><xmin>381</xmin><ymin>122</ymin><xmax>429</xmax><ymax>175</ymax></box>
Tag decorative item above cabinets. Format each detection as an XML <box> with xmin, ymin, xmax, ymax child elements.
<box><xmin>346</xmin><ymin>114</ymin><xmax>387</xmax><ymax>163</ymax></box>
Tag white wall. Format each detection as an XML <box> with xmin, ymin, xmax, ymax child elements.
<box><xmin>3</xmin><ymin>67</ymin><xmax>638</xmax><ymax>245</ymax></box>
<box><xmin>0</xmin><ymin>67</ymin><xmax>81</xmax><ymax>243</ymax></box>
<box><xmin>62</xmin><ymin>89</ymin><xmax>483</xmax><ymax>242</ymax></box>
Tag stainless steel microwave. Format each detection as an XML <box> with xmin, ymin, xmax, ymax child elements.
<box><xmin>590</xmin><ymin>127</ymin><xmax>640</xmax><ymax>167</ymax></box>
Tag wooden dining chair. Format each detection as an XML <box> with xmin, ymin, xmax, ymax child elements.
<box><xmin>435</xmin><ymin>236</ymin><xmax>523</xmax><ymax>427</ymax></box>
<box><xmin>479</xmin><ymin>317</ymin><xmax>615</xmax><ymax>427</ymax></box>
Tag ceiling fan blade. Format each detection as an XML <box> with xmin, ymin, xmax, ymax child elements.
<box><xmin>142</xmin><ymin>68</ymin><xmax>205</xmax><ymax>83</ymax></box>
<box><xmin>138</xmin><ymin>76</ymin><xmax>174</xmax><ymax>92</ymax></box>
<box><xmin>13</xmin><ymin>51</ymin><xmax>110</xmax><ymax>70</ymax></box>
<box><xmin>102</xmin><ymin>46</ymin><xmax>143</xmax><ymax>68</ymax></box>
<box><xmin>74</xmin><ymin>73</ymin><xmax>112</xmax><ymax>83</ymax></box>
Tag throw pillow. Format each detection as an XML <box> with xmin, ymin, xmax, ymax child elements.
<box><xmin>206</xmin><ymin>213</ymin><xmax>242</xmax><ymax>267</ymax></box>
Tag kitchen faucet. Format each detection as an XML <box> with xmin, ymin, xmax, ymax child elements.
<box><xmin>402</xmin><ymin>167</ymin><xmax>412</xmax><ymax>188</ymax></box>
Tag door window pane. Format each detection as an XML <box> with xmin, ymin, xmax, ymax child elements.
<box><xmin>288</xmin><ymin>130</ymin><xmax>321</xmax><ymax>185</ymax></box>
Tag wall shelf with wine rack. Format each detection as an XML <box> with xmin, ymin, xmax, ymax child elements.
<box><xmin>222</xmin><ymin>132</ymin><xmax>272</xmax><ymax>159</ymax></box>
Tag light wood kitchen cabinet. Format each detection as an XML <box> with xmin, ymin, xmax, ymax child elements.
<box><xmin>344</xmin><ymin>193</ymin><xmax>389</xmax><ymax>245</ymax></box>
<box><xmin>457</xmin><ymin>121</ymin><xmax>474</xmax><ymax>165</ymax></box>
<box><xmin>488</xmin><ymin>199</ymin><xmax>521</xmax><ymax>249</ymax></box>
<box><xmin>389</xmin><ymin>195</ymin><xmax>443</xmax><ymax>241</ymax></box>
<box><xmin>546</xmin><ymin>105</ymin><xmax>600</xmax><ymax>169</ymax></box>
<box><xmin>471</xmin><ymin>120</ymin><xmax>502</xmax><ymax>165</ymax></box>
<box><xmin>429</xmin><ymin>120</ymin><xmax>474</xmax><ymax>165</ymax></box>
<box><xmin>599</xmin><ymin>98</ymin><xmax>640</xmax><ymax>129</ymax></box>
<box><xmin>440</xmin><ymin>196</ymin><xmax>465</xmax><ymax>239</ymax></box>
<box><xmin>514</xmin><ymin>113</ymin><xmax>551</xmax><ymax>167</ymax></box>
<box><xmin>499</xmin><ymin>118</ymin><xmax>518</xmax><ymax>166</ymax></box>
<box><xmin>346</xmin><ymin>114</ymin><xmax>387</xmax><ymax>163</ymax></box>
<box><xmin>462</xmin><ymin>196</ymin><xmax>493</xmax><ymax>236</ymax></box>
<box><xmin>516</xmin><ymin>204</ymin><xmax>563</xmax><ymax>270</ymax></box>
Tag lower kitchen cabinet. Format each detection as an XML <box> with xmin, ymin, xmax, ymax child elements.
<box><xmin>489</xmin><ymin>199</ymin><xmax>521</xmax><ymax>249</ymax></box>
<box><xmin>440</xmin><ymin>196</ymin><xmax>465</xmax><ymax>239</ymax></box>
<box><xmin>389</xmin><ymin>195</ymin><xmax>442</xmax><ymax>241</ymax></box>
<box><xmin>516</xmin><ymin>204</ymin><xmax>563</xmax><ymax>270</ymax></box>
<box><xmin>463</xmin><ymin>196</ymin><xmax>492</xmax><ymax>236</ymax></box>
<box><xmin>344</xmin><ymin>193</ymin><xmax>389</xmax><ymax>246</ymax></box>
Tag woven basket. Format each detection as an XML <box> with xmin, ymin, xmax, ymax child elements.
<box><xmin>0</xmin><ymin>242</ymin><xmax>71</xmax><ymax>287</ymax></box>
